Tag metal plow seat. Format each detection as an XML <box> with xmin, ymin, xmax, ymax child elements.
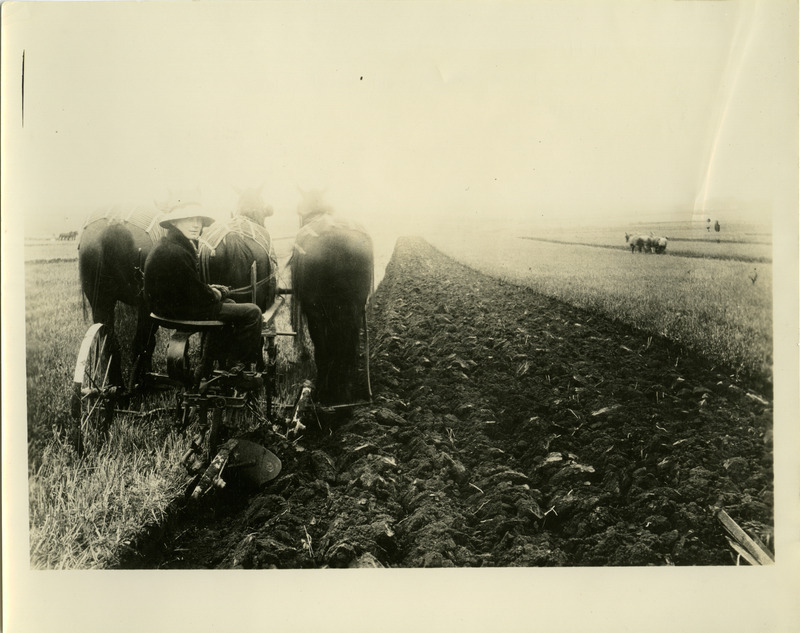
<box><xmin>149</xmin><ymin>314</ymin><xmax>228</xmax><ymax>387</ymax></box>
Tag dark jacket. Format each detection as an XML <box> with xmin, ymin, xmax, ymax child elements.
<box><xmin>144</xmin><ymin>226</ymin><xmax>221</xmax><ymax>320</ymax></box>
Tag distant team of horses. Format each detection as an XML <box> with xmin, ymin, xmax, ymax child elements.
<box><xmin>624</xmin><ymin>232</ymin><xmax>668</xmax><ymax>254</ymax></box>
<box><xmin>58</xmin><ymin>230</ymin><xmax>78</xmax><ymax>241</ymax></box>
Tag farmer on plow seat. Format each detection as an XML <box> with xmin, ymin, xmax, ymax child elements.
<box><xmin>144</xmin><ymin>195</ymin><xmax>263</xmax><ymax>372</ymax></box>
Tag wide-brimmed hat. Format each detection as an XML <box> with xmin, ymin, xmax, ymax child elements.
<box><xmin>158</xmin><ymin>200</ymin><xmax>216</xmax><ymax>228</ymax></box>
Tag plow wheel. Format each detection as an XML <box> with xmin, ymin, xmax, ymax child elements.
<box><xmin>70</xmin><ymin>323</ymin><xmax>119</xmax><ymax>456</ymax></box>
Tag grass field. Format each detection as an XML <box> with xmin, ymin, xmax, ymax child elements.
<box><xmin>25</xmin><ymin>257</ymin><xmax>309</xmax><ymax>568</ymax></box>
<box><xmin>24</xmin><ymin>238</ymin><xmax>80</xmax><ymax>262</ymax></box>
<box><xmin>25</xmin><ymin>261</ymin><xmax>190</xmax><ymax>567</ymax></box>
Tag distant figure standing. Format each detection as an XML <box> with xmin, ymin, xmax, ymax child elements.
<box><xmin>714</xmin><ymin>220</ymin><xmax>721</xmax><ymax>233</ymax></box>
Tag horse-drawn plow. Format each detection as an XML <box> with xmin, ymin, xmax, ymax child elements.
<box><xmin>68</xmin><ymin>200</ymin><xmax>374</xmax><ymax>503</ymax></box>
<box><xmin>70</xmin><ymin>279</ymin><xmax>374</xmax><ymax>500</ymax></box>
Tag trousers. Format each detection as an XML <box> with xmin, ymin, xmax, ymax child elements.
<box><xmin>216</xmin><ymin>300</ymin><xmax>263</xmax><ymax>365</ymax></box>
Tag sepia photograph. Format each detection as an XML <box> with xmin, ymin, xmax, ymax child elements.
<box><xmin>2</xmin><ymin>0</ymin><xmax>798</xmax><ymax>631</ymax></box>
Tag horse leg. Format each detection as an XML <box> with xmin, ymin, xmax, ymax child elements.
<box><xmin>324</xmin><ymin>305</ymin><xmax>347</xmax><ymax>403</ymax></box>
<box><xmin>306</xmin><ymin>304</ymin><xmax>333</xmax><ymax>404</ymax></box>
<box><xmin>337</xmin><ymin>305</ymin><xmax>361</xmax><ymax>403</ymax></box>
<box><xmin>341</xmin><ymin>328</ymin><xmax>360</xmax><ymax>403</ymax></box>
<box><xmin>316</xmin><ymin>302</ymin><xmax>360</xmax><ymax>404</ymax></box>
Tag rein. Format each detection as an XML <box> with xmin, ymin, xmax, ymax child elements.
<box><xmin>225</xmin><ymin>275</ymin><xmax>274</xmax><ymax>298</ymax></box>
<box><xmin>199</xmin><ymin>248</ymin><xmax>277</xmax><ymax>300</ymax></box>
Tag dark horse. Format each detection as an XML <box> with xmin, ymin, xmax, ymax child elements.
<box><xmin>291</xmin><ymin>194</ymin><xmax>373</xmax><ymax>405</ymax></box>
<box><xmin>198</xmin><ymin>188</ymin><xmax>278</xmax><ymax>311</ymax></box>
<box><xmin>78</xmin><ymin>193</ymin><xmax>277</xmax><ymax>389</ymax></box>
<box><xmin>78</xmin><ymin>205</ymin><xmax>164</xmax><ymax>386</ymax></box>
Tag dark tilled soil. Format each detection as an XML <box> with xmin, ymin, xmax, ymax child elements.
<box><xmin>125</xmin><ymin>236</ymin><xmax>773</xmax><ymax>569</ymax></box>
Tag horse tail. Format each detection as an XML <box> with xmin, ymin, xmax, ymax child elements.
<box><xmin>78</xmin><ymin>226</ymin><xmax>105</xmax><ymax>322</ymax></box>
<box><xmin>101</xmin><ymin>224</ymin><xmax>137</xmax><ymax>298</ymax></box>
<box><xmin>80</xmin><ymin>222</ymin><xmax>137</xmax><ymax>324</ymax></box>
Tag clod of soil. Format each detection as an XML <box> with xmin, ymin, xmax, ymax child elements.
<box><xmin>122</xmin><ymin>237</ymin><xmax>773</xmax><ymax>568</ymax></box>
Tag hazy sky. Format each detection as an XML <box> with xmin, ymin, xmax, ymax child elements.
<box><xmin>2</xmin><ymin>0</ymin><xmax>797</xmax><ymax>237</ymax></box>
